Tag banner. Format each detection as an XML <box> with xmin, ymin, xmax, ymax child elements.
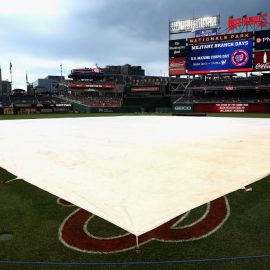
<box><xmin>70</xmin><ymin>83</ymin><xmax>116</xmax><ymax>89</ymax></box>
<box><xmin>255</xmin><ymin>30</ymin><xmax>270</xmax><ymax>51</ymax></box>
<box><xmin>188</xmin><ymin>32</ymin><xmax>252</xmax><ymax>45</ymax></box>
<box><xmin>169</xmin><ymin>39</ymin><xmax>187</xmax><ymax>58</ymax></box>
<box><xmin>254</xmin><ymin>51</ymin><xmax>270</xmax><ymax>71</ymax></box>
<box><xmin>131</xmin><ymin>87</ymin><xmax>159</xmax><ymax>92</ymax></box>
<box><xmin>195</xmin><ymin>28</ymin><xmax>218</xmax><ymax>37</ymax></box>
<box><xmin>194</xmin><ymin>103</ymin><xmax>269</xmax><ymax>113</ymax></box>
<box><xmin>187</xmin><ymin>39</ymin><xmax>253</xmax><ymax>74</ymax></box>
<box><xmin>169</xmin><ymin>57</ymin><xmax>186</xmax><ymax>76</ymax></box>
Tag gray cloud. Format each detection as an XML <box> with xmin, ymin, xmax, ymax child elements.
<box><xmin>1</xmin><ymin>0</ymin><xmax>269</xmax><ymax>87</ymax></box>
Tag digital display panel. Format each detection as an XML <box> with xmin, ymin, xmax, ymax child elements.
<box><xmin>254</xmin><ymin>30</ymin><xmax>270</xmax><ymax>51</ymax></box>
<box><xmin>187</xmin><ymin>39</ymin><xmax>253</xmax><ymax>74</ymax></box>
<box><xmin>194</xmin><ymin>103</ymin><xmax>270</xmax><ymax>113</ymax></box>
<box><xmin>169</xmin><ymin>39</ymin><xmax>187</xmax><ymax>58</ymax></box>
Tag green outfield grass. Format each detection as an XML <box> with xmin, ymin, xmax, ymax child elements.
<box><xmin>0</xmin><ymin>113</ymin><xmax>269</xmax><ymax>270</ymax></box>
<box><xmin>0</xmin><ymin>172</ymin><xmax>269</xmax><ymax>270</ymax></box>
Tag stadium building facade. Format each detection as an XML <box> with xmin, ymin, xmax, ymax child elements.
<box><xmin>33</xmin><ymin>75</ymin><xmax>65</xmax><ymax>93</ymax></box>
<box><xmin>1</xmin><ymin>13</ymin><xmax>270</xmax><ymax>115</ymax></box>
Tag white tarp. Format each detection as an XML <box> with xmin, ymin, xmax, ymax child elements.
<box><xmin>0</xmin><ymin>116</ymin><xmax>269</xmax><ymax>236</ymax></box>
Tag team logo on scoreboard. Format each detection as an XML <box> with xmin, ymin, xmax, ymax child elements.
<box><xmin>256</xmin><ymin>37</ymin><xmax>262</xmax><ymax>43</ymax></box>
<box><xmin>231</xmin><ymin>49</ymin><xmax>249</xmax><ymax>67</ymax></box>
<box><xmin>255</xmin><ymin>30</ymin><xmax>270</xmax><ymax>51</ymax></box>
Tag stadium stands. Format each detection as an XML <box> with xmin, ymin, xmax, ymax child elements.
<box><xmin>11</xmin><ymin>94</ymin><xmax>37</xmax><ymax>105</ymax></box>
<box><xmin>173</xmin><ymin>88</ymin><xmax>268</xmax><ymax>104</ymax></box>
<box><xmin>68</xmin><ymin>93</ymin><xmax>122</xmax><ymax>108</ymax></box>
<box><xmin>1</xmin><ymin>70</ymin><xmax>270</xmax><ymax>114</ymax></box>
<box><xmin>0</xmin><ymin>95</ymin><xmax>11</xmax><ymax>106</ymax></box>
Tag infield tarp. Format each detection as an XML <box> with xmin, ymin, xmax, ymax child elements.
<box><xmin>0</xmin><ymin>116</ymin><xmax>269</xmax><ymax>236</ymax></box>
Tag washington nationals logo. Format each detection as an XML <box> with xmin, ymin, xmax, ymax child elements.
<box><xmin>58</xmin><ymin>197</ymin><xmax>230</xmax><ymax>253</ymax></box>
<box><xmin>231</xmin><ymin>49</ymin><xmax>249</xmax><ymax>66</ymax></box>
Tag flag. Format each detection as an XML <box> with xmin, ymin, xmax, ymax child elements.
<box><xmin>10</xmin><ymin>62</ymin><xmax>12</xmax><ymax>71</ymax></box>
<box><xmin>26</xmin><ymin>72</ymin><xmax>28</xmax><ymax>82</ymax></box>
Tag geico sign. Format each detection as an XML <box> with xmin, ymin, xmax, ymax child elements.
<box><xmin>175</xmin><ymin>106</ymin><xmax>192</xmax><ymax>111</ymax></box>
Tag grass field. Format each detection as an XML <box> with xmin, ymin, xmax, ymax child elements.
<box><xmin>0</xmin><ymin>113</ymin><xmax>269</xmax><ymax>270</ymax></box>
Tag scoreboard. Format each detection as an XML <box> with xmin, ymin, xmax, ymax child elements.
<box><xmin>187</xmin><ymin>39</ymin><xmax>253</xmax><ymax>74</ymax></box>
<box><xmin>169</xmin><ymin>30</ymin><xmax>270</xmax><ymax>76</ymax></box>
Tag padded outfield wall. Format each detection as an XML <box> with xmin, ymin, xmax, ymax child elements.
<box><xmin>173</xmin><ymin>103</ymin><xmax>270</xmax><ymax>113</ymax></box>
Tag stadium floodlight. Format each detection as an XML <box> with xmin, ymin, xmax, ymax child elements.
<box><xmin>170</xmin><ymin>15</ymin><xmax>220</xmax><ymax>34</ymax></box>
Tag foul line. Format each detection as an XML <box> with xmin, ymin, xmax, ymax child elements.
<box><xmin>0</xmin><ymin>254</ymin><xmax>269</xmax><ymax>266</ymax></box>
<box><xmin>4</xmin><ymin>178</ymin><xmax>19</xmax><ymax>183</ymax></box>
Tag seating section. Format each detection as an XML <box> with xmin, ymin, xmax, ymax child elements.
<box><xmin>36</xmin><ymin>94</ymin><xmax>68</xmax><ymax>105</ymax></box>
<box><xmin>174</xmin><ymin>89</ymin><xmax>269</xmax><ymax>104</ymax></box>
<box><xmin>11</xmin><ymin>94</ymin><xmax>37</xmax><ymax>105</ymax></box>
<box><xmin>0</xmin><ymin>95</ymin><xmax>11</xmax><ymax>106</ymax></box>
<box><xmin>186</xmin><ymin>77</ymin><xmax>261</xmax><ymax>89</ymax></box>
<box><xmin>70</xmin><ymin>94</ymin><xmax>122</xmax><ymax>108</ymax></box>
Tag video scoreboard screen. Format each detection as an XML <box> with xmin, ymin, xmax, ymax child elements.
<box><xmin>187</xmin><ymin>39</ymin><xmax>253</xmax><ymax>74</ymax></box>
<box><xmin>169</xmin><ymin>30</ymin><xmax>270</xmax><ymax>76</ymax></box>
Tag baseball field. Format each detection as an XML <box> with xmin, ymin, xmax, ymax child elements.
<box><xmin>0</xmin><ymin>113</ymin><xmax>269</xmax><ymax>270</ymax></box>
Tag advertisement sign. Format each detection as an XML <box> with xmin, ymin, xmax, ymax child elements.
<box><xmin>228</xmin><ymin>13</ymin><xmax>268</xmax><ymax>31</ymax></box>
<box><xmin>254</xmin><ymin>51</ymin><xmax>270</xmax><ymax>71</ymax></box>
<box><xmin>255</xmin><ymin>30</ymin><xmax>270</xmax><ymax>51</ymax></box>
<box><xmin>224</xmin><ymin>86</ymin><xmax>237</xmax><ymax>91</ymax></box>
<box><xmin>194</xmin><ymin>103</ymin><xmax>269</xmax><ymax>113</ymax></box>
<box><xmin>169</xmin><ymin>57</ymin><xmax>186</xmax><ymax>76</ymax></box>
<box><xmin>170</xmin><ymin>16</ymin><xmax>220</xmax><ymax>34</ymax></box>
<box><xmin>195</xmin><ymin>28</ymin><xmax>218</xmax><ymax>37</ymax></box>
<box><xmin>70</xmin><ymin>84</ymin><xmax>116</xmax><ymax>89</ymax></box>
<box><xmin>187</xmin><ymin>39</ymin><xmax>253</xmax><ymax>74</ymax></box>
<box><xmin>3</xmin><ymin>107</ymin><xmax>14</xmax><ymax>115</ymax></box>
<box><xmin>55</xmin><ymin>104</ymin><xmax>72</xmax><ymax>107</ymax></box>
<box><xmin>14</xmin><ymin>103</ymin><xmax>32</xmax><ymax>108</ymax></box>
<box><xmin>216</xmin><ymin>104</ymin><xmax>249</xmax><ymax>113</ymax></box>
<box><xmin>18</xmin><ymin>108</ymin><xmax>37</xmax><ymax>114</ymax></box>
<box><xmin>188</xmin><ymin>32</ymin><xmax>252</xmax><ymax>45</ymax></box>
<box><xmin>169</xmin><ymin>39</ymin><xmax>187</xmax><ymax>58</ymax></box>
<box><xmin>41</xmin><ymin>108</ymin><xmax>53</xmax><ymax>113</ymax></box>
<box><xmin>173</xmin><ymin>104</ymin><xmax>193</xmax><ymax>113</ymax></box>
<box><xmin>131</xmin><ymin>87</ymin><xmax>159</xmax><ymax>92</ymax></box>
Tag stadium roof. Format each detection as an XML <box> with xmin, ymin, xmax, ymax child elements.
<box><xmin>0</xmin><ymin>116</ymin><xmax>269</xmax><ymax>236</ymax></box>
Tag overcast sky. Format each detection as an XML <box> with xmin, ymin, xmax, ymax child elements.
<box><xmin>0</xmin><ymin>0</ymin><xmax>269</xmax><ymax>89</ymax></box>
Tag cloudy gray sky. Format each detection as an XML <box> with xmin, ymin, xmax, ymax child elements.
<box><xmin>0</xmin><ymin>0</ymin><xmax>269</xmax><ymax>89</ymax></box>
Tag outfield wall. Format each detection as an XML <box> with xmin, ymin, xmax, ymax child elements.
<box><xmin>123</xmin><ymin>97</ymin><xmax>171</xmax><ymax>112</ymax></box>
<box><xmin>194</xmin><ymin>103</ymin><xmax>270</xmax><ymax>113</ymax></box>
<box><xmin>173</xmin><ymin>103</ymin><xmax>270</xmax><ymax>113</ymax></box>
